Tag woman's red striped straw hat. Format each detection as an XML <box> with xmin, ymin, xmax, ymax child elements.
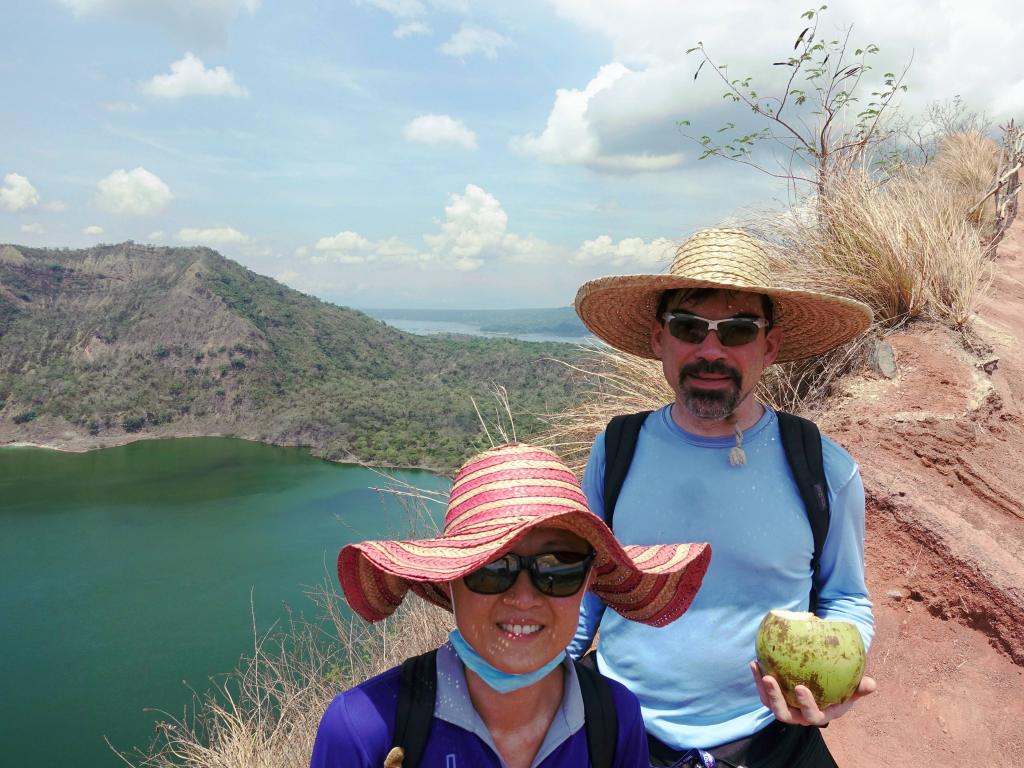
<box><xmin>339</xmin><ymin>443</ymin><xmax>711</xmax><ymax>627</ymax></box>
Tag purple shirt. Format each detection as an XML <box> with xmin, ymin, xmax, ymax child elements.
<box><xmin>310</xmin><ymin>642</ymin><xmax>649</xmax><ymax>767</ymax></box>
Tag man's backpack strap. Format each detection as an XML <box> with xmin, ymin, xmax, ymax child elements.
<box><xmin>573</xmin><ymin>658</ymin><xmax>617</xmax><ymax>768</ymax></box>
<box><xmin>393</xmin><ymin>649</ymin><xmax>438</xmax><ymax>768</ymax></box>
<box><xmin>603</xmin><ymin>411</ymin><xmax>652</xmax><ymax>531</ymax></box>
<box><xmin>776</xmin><ymin>411</ymin><xmax>831</xmax><ymax>613</ymax></box>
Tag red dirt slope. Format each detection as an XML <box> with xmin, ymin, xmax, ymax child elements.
<box><xmin>821</xmin><ymin>218</ymin><xmax>1024</xmax><ymax>764</ymax></box>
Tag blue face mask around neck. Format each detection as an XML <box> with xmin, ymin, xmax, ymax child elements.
<box><xmin>448</xmin><ymin>628</ymin><xmax>566</xmax><ymax>694</ymax></box>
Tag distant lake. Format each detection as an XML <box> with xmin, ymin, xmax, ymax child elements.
<box><xmin>381</xmin><ymin>318</ymin><xmax>596</xmax><ymax>345</ymax></box>
<box><xmin>0</xmin><ymin>439</ymin><xmax>449</xmax><ymax>768</ymax></box>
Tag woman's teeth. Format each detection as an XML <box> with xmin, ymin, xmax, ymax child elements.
<box><xmin>499</xmin><ymin>623</ymin><xmax>542</xmax><ymax>636</ymax></box>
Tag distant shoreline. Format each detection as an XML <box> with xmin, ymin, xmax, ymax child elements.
<box><xmin>0</xmin><ymin>433</ymin><xmax>448</xmax><ymax>475</ymax></box>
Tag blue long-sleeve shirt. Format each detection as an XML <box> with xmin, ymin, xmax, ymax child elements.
<box><xmin>567</xmin><ymin>405</ymin><xmax>873</xmax><ymax>750</ymax></box>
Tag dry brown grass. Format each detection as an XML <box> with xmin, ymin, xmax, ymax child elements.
<box><xmin>120</xmin><ymin>495</ymin><xmax>453</xmax><ymax>768</ymax></box>
<box><xmin>929</xmin><ymin>131</ymin><xmax>1002</xmax><ymax>232</ymax></box>
<box><xmin>758</xmin><ymin>162</ymin><xmax>992</xmax><ymax>330</ymax></box>
<box><xmin>538</xmin><ymin>347</ymin><xmax>672</xmax><ymax>474</ymax></box>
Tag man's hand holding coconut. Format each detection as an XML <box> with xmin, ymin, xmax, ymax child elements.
<box><xmin>751</xmin><ymin>609</ymin><xmax>877</xmax><ymax>728</ymax></box>
<box><xmin>568</xmin><ymin>229</ymin><xmax>877</xmax><ymax>767</ymax></box>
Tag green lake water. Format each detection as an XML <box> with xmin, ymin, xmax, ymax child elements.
<box><xmin>0</xmin><ymin>438</ymin><xmax>449</xmax><ymax>767</ymax></box>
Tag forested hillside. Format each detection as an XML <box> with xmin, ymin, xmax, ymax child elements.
<box><xmin>0</xmin><ymin>243</ymin><xmax>581</xmax><ymax>470</ymax></box>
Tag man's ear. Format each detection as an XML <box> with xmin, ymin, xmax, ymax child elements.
<box><xmin>650</xmin><ymin>318</ymin><xmax>665</xmax><ymax>359</ymax></box>
<box><xmin>763</xmin><ymin>324</ymin><xmax>782</xmax><ymax>366</ymax></box>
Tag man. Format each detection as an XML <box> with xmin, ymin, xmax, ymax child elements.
<box><xmin>568</xmin><ymin>228</ymin><xmax>877</xmax><ymax>768</ymax></box>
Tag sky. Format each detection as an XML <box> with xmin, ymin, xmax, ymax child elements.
<box><xmin>2</xmin><ymin>0</ymin><xmax>1021</xmax><ymax>309</ymax></box>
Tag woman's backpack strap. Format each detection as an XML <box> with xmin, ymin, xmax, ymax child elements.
<box><xmin>393</xmin><ymin>649</ymin><xmax>438</xmax><ymax>767</ymax></box>
<box><xmin>573</xmin><ymin>657</ymin><xmax>618</xmax><ymax>768</ymax></box>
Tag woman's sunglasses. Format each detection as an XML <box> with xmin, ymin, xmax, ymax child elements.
<box><xmin>661</xmin><ymin>311</ymin><xmax>768</xmax><ymax>347</ymax></box>
<box><xmin>463</xmin><ymin>551</ymin><xmax>595</xmax><ymax>597</ymax></box>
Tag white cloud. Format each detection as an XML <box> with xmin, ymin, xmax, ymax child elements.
<box><xmin>313</xmin><ymin>231</ymin><xmax>418</xmax><ymax>265</ymax></box>
<box><xmin>1</xmin><ymin>173</ymin><xmax>40</xmax><ymax>211</ymax></box>
<box><xmin>44</xmin><ymin>200</ymin><xmax>69</xmax><ymax>212</ymax></box>
<box><xmin>394</xmin><ymin>21</ymin><xmax>431</xmax><ymax>38</ymax></box>
<box><xmin>572</xmin><ymin>235</ymin><xmax>676</xmax><ymax>267</ymax></box>
<box><xmin>21</xmin><ymin>223</ymin><xmax>46</xmax><ymax>234</ymax></box>
<box><xmin>537</xmin><ymin>0</ymin><xmax>1024</xmax><ymax>173</ymax></box>
<box><xmin>83</xmin><ymin>225</ymin><xmax>105</xmax><ymax>236</ymax></box>
<box><xmin>310</xmin><ymin>186</ymin><xmax>521</xmax><ymax>271</ymax></box>
<box><xmin>60</xmin><ymin>0</ymin><xmax>259</xmax><ymax>49</ymax></box>
<box><xmin>306</xmin><ymin>184</ymin><xmax>673</xmax><ymax>280</ymax></box>
<box><xmin>177</xmin><ymin>226</ymin><xmax>249</xmax><ymax>244</ymax></box>
<box><xmin>141</xmin><ymin>53</ymin><xmax>248</xmax><ymax>99</ymax></box>
<box><xmin>316</xmin><ymin>231</ymin><xmax>372</xmax><ymax>253</ymax></box>
<box><xmin>403</xmin><ymin>114</ymin><xmax>478</xmax><ymax>149</ymax></box>
<box><xmin>96</xmin><ymin>167</ymin><xmax>173</xmax><ymax>215</ymax></box>
<box><xmin>430</xmin><ymin>0</ymin><xmax>471</xmax><ymax>11</ymax></box>
<box><xmin>511</xmin><ymin>63</ymin><xmax>684</xmax><ymax>173</ymax></box>
<box><xmin>423</xmin><ymin>184</ymin><xmax>508</xmax><ymax>270</ymax></box>
<box><xmin>356</xmin><ymin>0</ymin><xmax>426</xmax><ymax>18</ymax></box>
<box><xmin>439</xmin><ymin>23</ymin><xmax>509</xmax><ymax>60</ymax></box>
<box><xmin>148</xmin><ymin>230</ymin><xmax>164</xmax><ymax>241</ymax></box>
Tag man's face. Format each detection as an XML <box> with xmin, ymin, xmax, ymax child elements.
<box><xmin>650</xmin><ymin>290</ymin><xmax>782</xmax><ymax>426</ymax></box>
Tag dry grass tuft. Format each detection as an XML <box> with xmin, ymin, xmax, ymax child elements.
<box><xmin>929</xmin><ymin>131</ymin><xmax>1002</xmax><ymax>231</ymax></box>
<box><xmin>757</xmin><ymin>162</ymin><xmax>991</xmax><ymax>330</ymax></box>
<box><xmin>537</xmin><ymin>347</ymin><xmax>671</xmax><ymax>474</ymax></box>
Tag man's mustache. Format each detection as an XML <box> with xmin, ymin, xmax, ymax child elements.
<box><xmin>679</xmin><ymin>360</ymin><xmax>741</xmax><ymax>386</ymax></box>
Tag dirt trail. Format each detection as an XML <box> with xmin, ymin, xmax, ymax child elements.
<box><xmin>820</xmin><ymin>218</ymin><xmax>1024</xmax><ymax>765</ymax></box>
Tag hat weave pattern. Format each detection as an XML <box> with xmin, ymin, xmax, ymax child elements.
<box><xmin>338</xmin><ymin>444</ymin><xmax>711</xmax><ymax>626</ymax></box>
<box><xmin>575</xmin><ymin>227</ymin><xmax>872</xmax><ymax>362</ymax></box>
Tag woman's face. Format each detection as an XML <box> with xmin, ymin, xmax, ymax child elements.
<box><xmin>450</xmin><ymin>526</ymin><xmax>592</xmax><ymax>675</ymax></box>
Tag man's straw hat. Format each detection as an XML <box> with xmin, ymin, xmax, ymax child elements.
<box><xmin>339</xmin><ymin>444</ymin><xmax>711</xmax><ymax>627</ymax></box>
<box><xmin>575</xmin><ymin>227</ymin><xmax>872</xmax><ymax>362</ymax></box>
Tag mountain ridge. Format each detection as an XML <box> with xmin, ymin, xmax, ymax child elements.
<box><xmin>0</xmin><ymin>242</ymin><xmax>581</xmax><ymax>470</ymax></box>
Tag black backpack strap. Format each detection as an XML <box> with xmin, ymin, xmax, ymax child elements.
<box><xmin>573</xmin><ymin>658</ymin><xmax>617</xmax><ymax>768</ymax></box>
<box><xmin>776</xmin><ymin>411</ymin><xmax>831</xmax><ymax>613</ymax></box>
<box><xmin>602</xmin><ymin>411</ymin><xmax>652</xmax><ymax>531</ymax></box>
<box><xmin>393</xmin><ymin>649</ymin><xmax>438</xmax><ymax>768</ymax></box>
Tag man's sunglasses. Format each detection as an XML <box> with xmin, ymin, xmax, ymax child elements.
<box><xmin>662</xmin><ymin>311</ymin><xmax>768</xmax><ymax>347</ymax></box>
<box><xmin>463</xmin><ymin>551</ymin><xmax>595</xmax><ymax>597</ymax></box>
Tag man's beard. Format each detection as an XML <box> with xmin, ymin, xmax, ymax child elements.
<box><xmin>678</xmin><ymin>360</ymin><xmax>743</xmax><ymax>420</ymax></box>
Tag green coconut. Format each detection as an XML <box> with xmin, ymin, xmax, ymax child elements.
<box><xmin>755</xmin><ymin>609</ymin><xmax>866</xmax><ymax>709</ymax></box>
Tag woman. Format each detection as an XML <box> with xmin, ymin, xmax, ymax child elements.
<box><xmin>311</xmin><ymin>443</ymin><xmax>711</xmax><ymax>768</ymax></box>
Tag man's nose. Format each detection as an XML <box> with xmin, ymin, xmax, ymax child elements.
<box><xmin>694</xmin><ymin>328</ymin><xmax>728</xmax><ymax>360</ymax></box>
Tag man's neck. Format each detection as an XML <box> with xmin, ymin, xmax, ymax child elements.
<box><xmin>670</xmin><ymin>398</ymin><xmax>766</xmax><ymax>437</ymax></box>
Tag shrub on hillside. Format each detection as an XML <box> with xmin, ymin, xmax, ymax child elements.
<box><xmin>122</xmin><ymin>416</ymin><xmax>146</xmax><ymax>433</ymax></box>
<box><xmin>12</xmin><ymin>409</ymin><xmax>37</xmax><ymax>424</ymax></box>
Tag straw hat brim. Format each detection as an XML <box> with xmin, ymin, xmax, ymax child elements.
<box><xmin>338</xmin><ymin>508</ymin><xmax>711</xmax><ymax>628</ymax></box>
<box><xmin>575</xmin><ymin>275</ymin><xmax>873</xmax><ymax>362</ymax></box>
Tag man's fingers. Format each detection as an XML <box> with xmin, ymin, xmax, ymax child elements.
<box><xmin>852</xmin><ymin>675</ymin><xmax>878</xmax><ymax>700</ymax></box>
<box><xmin>794</xmin><ymin>685</ymin><xmax>826</xmax><ymax>726</ymax></box>
<box><xmin>753</xmin><ymin>666</ymin><xmax>802</xmax><ymax>724</ymax></box>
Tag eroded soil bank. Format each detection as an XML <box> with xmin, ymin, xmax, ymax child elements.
<box><xmin>824</xmin><ymin>219</ymin><xmax>1024</xmax><ymax>764</ymax></box>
